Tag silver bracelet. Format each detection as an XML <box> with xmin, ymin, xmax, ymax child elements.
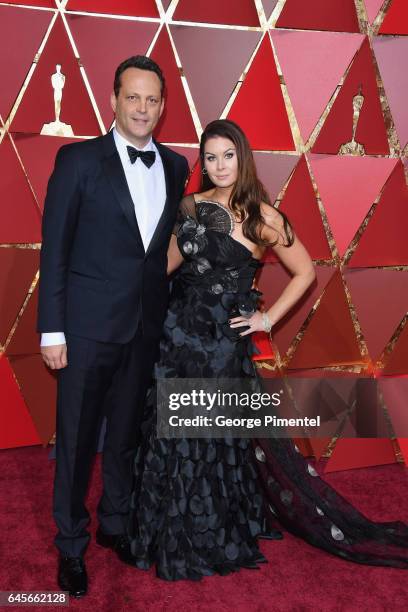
<box><xmin>261</xmin><ymin>312</ymin><xmax>273</xmax><ymax>333</ymax></box>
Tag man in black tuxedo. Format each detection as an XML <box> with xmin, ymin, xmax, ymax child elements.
<box><xmin>37</xmin><ymin>56</ymin><xmax>189</xmax><ymax>598</ymax></box>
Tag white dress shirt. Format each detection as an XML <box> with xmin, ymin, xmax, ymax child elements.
<box><xmin>41</xmin><ymin>127</ymin><xmax>166</xmax><ymax>347</ymax></box>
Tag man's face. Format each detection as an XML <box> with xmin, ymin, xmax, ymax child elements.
<box><xmin>111</xmin><ymin>67</ymin><xmax>164</xmax><ymax>147</ymax></box>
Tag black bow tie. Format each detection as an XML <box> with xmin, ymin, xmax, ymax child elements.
<box><xmin>126</xmin><ymin>146</ymin><xmax>156</xmax><ymax>168</ymax></box>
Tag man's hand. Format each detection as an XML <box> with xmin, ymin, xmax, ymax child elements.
<box><xmin>41</xmin><ymin>344</ymin><xmax>68</xmax><ymax>370</ymax></box>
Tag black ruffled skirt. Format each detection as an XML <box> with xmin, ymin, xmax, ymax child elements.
<box><xmin>127</xmin><ymin>279</ymin><xmax>408</xmax><ymax>580</ymax></box>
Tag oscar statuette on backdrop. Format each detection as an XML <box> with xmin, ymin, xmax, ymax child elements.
<box><xmin>41</xmin><ymin>64</ymin><xmax>74</xmax><ymax>137</ymax></box>
<box><xmin>339</xmin><ymin>84</ymin><xmax>365</xmax><ymax>156</ymax></box>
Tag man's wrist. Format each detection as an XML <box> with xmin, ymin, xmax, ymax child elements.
<box><xmin>40</xmin><ymin>332</ymin><xmax>66</xmax><ymax>347</ymax></box>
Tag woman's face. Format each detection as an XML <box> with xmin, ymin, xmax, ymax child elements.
<box><xmin>203</xmin><ymin>136</ymin><xmax>238</xmax><ymax>189</ymax></box>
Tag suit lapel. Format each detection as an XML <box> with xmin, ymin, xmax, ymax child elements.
<box><xmin>145</xmin><ymin>140</ymin><xmax>175</xmax><ymax>256</ymax></box>
<box><xmin>101</xmin><ymin>132</ymin><xmax>175</xmax><ymax>255</ymax></box>
<box><xmin>102</xmin><ymin>131</ymin><xmax>145</xmax><ymax>250</ymax></box>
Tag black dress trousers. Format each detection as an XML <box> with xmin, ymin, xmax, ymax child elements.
<box><xmin>53</xmin><ymin>327</ymin><xmax>160</xmax><ymax>558</ymax></box>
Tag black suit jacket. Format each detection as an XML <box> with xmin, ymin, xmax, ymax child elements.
<box><xmin>37</xmin><ymin>130</ymin><xmax>189</xmax><ymax>343</ymax></box>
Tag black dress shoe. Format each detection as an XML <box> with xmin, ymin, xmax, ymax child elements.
<box><xmin>58</xmin><ymin>556</ymin><xmax>87</xmax><ymax>598</ymax></box>
<box><xmin>96</xmin><ymin>528</ymin><xmax>134</xmax><ymax>566</ymax></box>
<box><xmin>240</xmin><ymin>561</ymin><xmax>260</xmax><ymax>570</ymax></box>
<box><xmin>258</xmin><ymin>528</ymin><xmax>283</xmax><ymax>540</ymax></box>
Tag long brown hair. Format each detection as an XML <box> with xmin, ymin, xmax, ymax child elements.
<box><xmin>200</xmin><ymin>119</ymin><xmax>294</xmax><ymax>247</ymax></box>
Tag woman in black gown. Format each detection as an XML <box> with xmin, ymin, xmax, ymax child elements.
<box><xmin>127</xmin><ymin>119</ymin><xmax>408</xmax><ymax>580</ymax></box>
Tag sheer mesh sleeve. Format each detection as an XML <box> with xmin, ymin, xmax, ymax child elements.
<box><xmin>172</xmin><ymin>194</ymin><xmax>197</xmax><ymax>235</ymax></box>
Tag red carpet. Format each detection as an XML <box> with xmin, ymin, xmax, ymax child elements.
<box><xmin>1</xmin><ymin>446</ymin><xmax>407</xmax><ymax>611</ymax></box>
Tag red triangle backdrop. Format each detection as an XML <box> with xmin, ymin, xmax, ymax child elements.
<box><xmin>313</xmin><ymin>37</ymin><xmax>389</xmax><ymax>155</ymax></box>
<box><xmin>364</xmin><ymin>0</ymin><xmax>386</xmax><ymax>24</ymax></box>
<box><xmin>0</xmin><ymin>356</ymin><xmax>41</xmax><ymax>450</ymax></box>
<box><xmin>170</xmin><ymin>25</ymin><xmax>261</xmax><ymax>130</ymax></box>
<box><xmin>325</xmin><ymin>439</ymin><xmax>397</xmax><ymax>472</ymax></box>
<box><xmin>0</xmin><ymin>249</ymin><xmax>39</xmax><ymax>346</ymax></box>
<box><xmin>12</xmin><ymin>133</ymin><xmax>80</xmax><ymax>210</ymax></box>
<box><xmin>4</xmin><ymin>1</ymin><xmax>55</xmax><ymax>7</ymax></box>
<box><xmin>253</xmin><ymin>153</ymin><xmax>299</xmax><ymax>208</ymax></box>
<box><xmin>173</xmin><ymin>0</ymin><xmax>260</xmax><ymax>26</ymax></box>
<box><xmin>287</xmin><ymin>271</ymin><xmax>362</xmax><ymax>369</ymax></box>
<box><xmin>151</xmin><ymin>28</ymin><xmax>197</xmax><ymax>143</ymax></box>
<box><xmin>66</xmin><ymin>0</ymin><xmax>159</xmax><ymax>17</ymax></box>
<box><xmin>269</xmin><ymin>156</ymin><xmax>331</xmax><ymax>261</ymax></box>
<box><xmin>276</xmin><ymin>0</ymin><xmax>360</xmax><ymax>33</ymax></box>
<box><xmin>0</xmin><ymin>6</ymin><xmax>53</xmax><ymax>121</ymax></box>
<box><xmin>9</xmin><ymin>355</ymin><xmax>57</xmax><ymax>445</ymax></box>
<box><xmin>349</xmin><ymin>161</ymin><xmax>408</xmax><ymax>266</ymax></box>
<box><xmin>271</xmin><ymin>30</ymin><xmax>364</xmax><ymax>143</ymax></box>
<box><xmin>0</xmin><ymin>135</ymin><xmax>42</xmax><ymax>244</ymax></box>
<box><xmin>383</xmin><ymin>325</ymin><xmax>408</xmax><ymax>375</ymax></box>
<box><xmin>379</xmin><ymin>0</ymin><xmax>408</xmax><ymax>34</ymax></box>
<box><xmin>228</xmin><ymin>35</ymin><xmax>295</xmax><ymax>151</ymax></box>
<box><xmin>6</xmin><ymin>286</ymin><xmax>41</xmax><ymax>357</ymax></box>
<box><xmin>309</xmin><ymin>154</ymin><xmax>397</xmax><ymax>256</ymax></box>
<box><xmin>258</xmin><ymin>264</ymin><xmax>336</xmax><ymax>358</ymax></box>
<box><xmin>345</xmin><ymin>268</ymin><xmax>408</xmax><ymax>361</ymax></box>
<box><xmin>11</xmin><ymin>17</ymin><xmax>100</xmax><ymax>136</ymax></box>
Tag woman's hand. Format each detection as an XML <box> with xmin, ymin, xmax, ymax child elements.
<box><xmin>229</xmin><ymin>310</ymin><xmax>270</xmax><ymax>337</ymax></box>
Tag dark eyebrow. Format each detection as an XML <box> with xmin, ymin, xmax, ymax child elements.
<box><xmin>127</xmin><ymin>92</ymin><xmax>159</xmax><ymax>97</ymax></box>
<box><xmin>204</xmin><ymin>148</ymin><xmax>236</xmax><ymax>155</ymax></box>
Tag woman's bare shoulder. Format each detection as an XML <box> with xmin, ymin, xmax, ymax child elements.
<box><xmin>260</xmin><ymin>201</ymin><xmax>282</xmax><ymax>221</ymax></box>
<box><xmin>259</xmin><ymin>202</ymin><xmax>293</xmax><ymax>246</ymax></box>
